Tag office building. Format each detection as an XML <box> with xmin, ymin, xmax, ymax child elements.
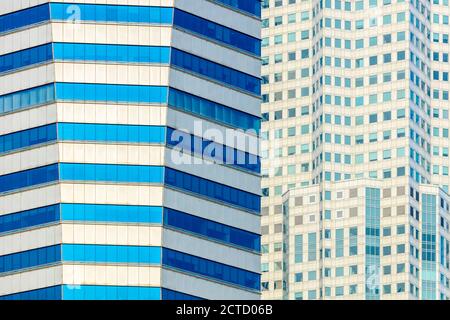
<box><xmin>261</xmin><ymin>0</ymin><xmax>450</xmax><ymax>300</ymax></box>
<box><xmin>0</xmin><ymin>0</ymin><xmax>261</xmax><ymax>300</ymax></box>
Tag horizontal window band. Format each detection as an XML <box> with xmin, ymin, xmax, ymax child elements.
<box><xmin>62</xmin><ymin>244</ymin><xmax>162</xmax><ymax>264</ymax></box>
<box><xmin>0</xmin><ymin>123</ymin><xmax>259</xmax><ymax>174</ymax></box>
<box><xmin>167</xmin><ymin>88</ymin><xmax>260</xmax><ymax>132</ymax></box>
<box><xmin>58</xmin><ymin>123</ymin><xmax>166</xmax><ymax>144</ymax></box>
<box><xmin>1</xmin><ymin>43</ymin><xmax>259</xmax><ymax>96</ymax></box>
<box><xmin>0</xmin><ymin>4</ymin><xmax>50</xmax><ymax>35</ymax></box>
<box><xmin>171</xmin><ymin>48</ymin><xmax>260</xmax><ymax>96</ymax></box>
<box><xmin>0</xmin><ymin>245</ymin><xmax>259</xmax><ymax>291</ymax></box>
<box><xmin>0</xmin><ymin>43</ymin><xmax>53</xmax><ymax>74</ymax></box>
<box><xmin>0</xmin><ymin>164</ymin><xmax>260</xmax><ymax>212</ymax></box>
<box><xmin>0</xmin><ymin>204</ymin><xmax>60</xmax><ymax>235</ymax></box>
<box><xmin>0</xmin><ymin>244</ymin><xmax>161</xmax><ymax>275</ymax></box>
<box><xmin>173</xmin><ymin>9</ymin><xmax>260</xmax><ymax>56</ymax></box>
<box><xmin>63</xmin><ymin>285</ymin><xmax>162</xmax><ymax>300</ymax></box>
<box><xmin>59</xmin><ymin>163</ymin><xmax>165</xmax><ymax>183</ymax></box>
<box><xmin>0</xmin><ymin>285</ymin><xmax>203</xmax><ymax>300</ymax></box>
<box><xmin>0</xmin><ymin>285</ymin><xmax>62</xmax><ymax>300</ymax></box>
<box><xmin>61</xmin><ymin>204</ymin><xmax>163</xmax><ymax>224</ymax></box>
<box><xmin>0</xmin><ymin>83</ymin><xmax>55</xmax><ymax>115</ymax></box>
<box><xmin>163</xmin><ymin>207</ymin><xmax>260</xmax><ymax>251</ymax></box>
<box><xmin>0</xmin><ymin>123</ymin><xmax>57</xmax><ymax>155</ymax></box>
<box><xmin>0</xmin><ymin>204</ymin><xmax>259</xmax><ymax>252</ymax></box>
<box><xmin>55</xmin><ymin>83</ymin><xmax>168</xmax><ymax>104</ymax></box>
<box><xmin>53</xmin><ymin>43</ymin><xmax>171</xmax><ymax>63</ymax></box>
<box><xmin>161</xmin><ymin>288</ymin><xmax>203</xmax><ymax>300</ymax></box>
<box><xmin>163</xmin><ymin>248</ymin><xmax>260</xmax><ymax>291</ymax></box>
<box><xmin>210</xmin><ymin>0</ymin><xmax>261</xmax><ymax>17</ymax></box>
<box><xmin>1</xmin><ymin>4</ymin><xmax>258</xmax><ymax>55</ymax></box>
<box><xmin>50</xmin><ymin>3</ymin><xmax>172</xmax><ymax>24</ymax></box>
<box><xmin>164</xmin><ymin>167</ymin><xmax>260</xmax><ymax>212</ymax></box>
<box><xmin>166</xmin><ymin>127</ymin><xmax>260</xmax><ymax>173</ymax></box>
<box><xmin>0</xmin><ymin>84</ymin><xmax>260</xmax><ymax>133</ymax></box>
<box><xmin>0</xmin><ymin>163</ymin><xmax>59</xmax><ymax>194</ymax></box>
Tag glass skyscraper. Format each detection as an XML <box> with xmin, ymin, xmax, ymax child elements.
<box><xmin>261</xmin><ymin>0</ymin><xmax>450</xmax><ymax>300</ymax></box>
<box><xmin>0</xmin><ymin>0</ymin><xmax>261</xmax><ymax>300</ymax></box>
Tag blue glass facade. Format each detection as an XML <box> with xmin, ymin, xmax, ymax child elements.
<box><xmin>50</xmin><ymin>3</ymin><xmax>173</xmax><ymax>24</ymax></box>
<box><xmin>58</xmin><ymin>123</ymin><xmax>166</xmax><ymax>144</ymax></box>
<box><xmin>0</xmin><ymin>286</ymin><xmax>62</xmax><ymax>300</ymax></box>
<box><xmin>163</xmin><ymin>208</ymin><xmax>260</xmax><ymax>251</ymax></box>
<box><xmin>0</xmin><ymin>286</ymin><xmax>202</xmax><ymax>300</ymax></box>
<box><xmin>61</xmin><ymin>204</ymin><xmax>163</xmax><ymax>224</ymax></box>
<box><xmin>0</xmin><ymin>244</ymin><xmax>259</xmax><ymax>291</ymax></box>
<box><xmin>62</xmin><ymin>285</ymin><xmax>161</xmax><ymax>300</ymax></box>
<box><xmin>55</xmin><ymin>83</ymin><xmax>168</xmax><ymax>104</ymax></box>
<box><xmin>0</xmin><ymin>0</ymin><xmax>260</xmax><ymax>300</ymax></box>
<box><xmin>53</xmin><ymin>43</ymin><xmax>170</xmax><ymax>63</ymax></box>
<box><xmin>0</xmin><ymin>123</ymin><xmax>57</xmax><ymax>155</ymax></box>
<box><xmin>0</xmin><ymin>204</ymin><xmax>60</xmax><ymax>235</ymax></box>
<box><xmin>173</xmin><ymin>9</ymin><xmax>260</xmax><ymax>56</ymax></box>
<box><xmin>167</xmin><ymin>88</ymin><xmax>260</xmax><ymax>132</ymax></box>
<box><xmin>166</xmin><ymin>127</ymin><xmax>260</xmax><ymax>173</ymax></box>
<box><xmin>0</xmin><ymin>43</ymin><xmax>52</xmax><ymax>74</ymax></box>
<box><xmin>165</xmin><ymin>167</ymin><xmax>260</xmax><ymax>212</ymax></box>
<box><xmin>1</xmin><ymin>3</ymin><xmax>259</xmax><ymax>57</ymax></box>
<box><xmin>0</xmin><ymin>164</ymin><xmax>59</xmax><ymax>194</ymax></box>
<box><xmin>162</xmin><ymin>248</ymin><xmax>260</xmax><ymax>290</ymax></box>
<box><xmin>0</xmin><ymin>83</ymin><xmax>260</xmax><ymax>130</ymax></box>
<box><xmin>62</xmin><ymin>244</ymin><xmax>162</xmax><ymax>264</ymax></box>
<box><xmin>0</xmin><ymin>84</ymin><xmax>54</xmax><ymax>115</ymax></box>
<box><xmin>0</xmin><ymin>2</ymin><xmax>261</xmax><ymax>37</ymax></box>
<box><xmin>0</xmin><ymin>245</ymin><xmax>61</xmax><ymax>274</ymax></box>
<box><xmin>0</xmin><ymin>123</ymin><xmax>258</xmax><ymax>176</ymax></box>
<box><xmin>171</xmin><ymin>48</ymin><xmax>260</xmax><ymax>95</ymax></box>
<box><xmin>212</xmin><ymin>0</ymin><xmax>261</xmax><ymax>16</ymax></box>
<box><xmin>0</xmin><ymin>163</ymin><xmax>259</xmax><ymax>213</ymax></box>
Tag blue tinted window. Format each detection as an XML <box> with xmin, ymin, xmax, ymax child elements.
<box><xmin>58</xmin><ymin>123</ymin><xmax>166</xmax><ymax>144</ymax></box>
<box><xmin>62</xmin><ymin>285</ymin><xmax>160</xmax><ymax>300</ymax></box>
<box><xmin>0</xmin><ymin>4</ymin><xmax>50</xmax><ymax>34</ymax></box>
<box><xmin>0</xmin><ymin>43</ymin><xmax>53</xmax><ymax>74</ymax></box>
<box><xmin>61</xmin><ymin>204</ymin><xmax>162</xmax><ymax>224</ymax></box>
<box><xmin>161</xmin><ymin>288</ymin><xmax>203</xmax><ymax>300</ymax></box>
<box><xmin>0</xmin><ymin>286</ymin><xmax>62</xmax><ymax>300</ymax></box>
<box><xmin>62</xmin><ymin>244</ymin><xmax>161</xmax><ymax>264</ymax></box>
<box><xmin>53</xmin><ymin>43</ymin><xmax>170</xmax><ymax>63</ymax></box>
<box><xmin>55</xmin><ymin>83</ymin><xmax>168</xmax><ymax>104</ymax></box>
<box><xmin>0</xmin><ymin>204</ymin><xmax>60</xmax><ymax>235</ymax></box>
<box><xmin>173</xmin><ymin>9</ymin><xmax>260</xmax><ymax>55</ymax></box>
<box><xmin>59</xmin><ymin>163</ymin><xmax>164</xmax><ymax>184</ymax></box>
<box><xmin>163</xmin><ymin>248</ymin><xmax>260</xmax><ymax>290</ymax></box>
<box><xmin>0</xmin><ymin>124</ymin><xmax>57</xmax><ymax>155</ymax></box>
<box><xmin>171</xmin><ymin>49</ymin><xmax>260</xmax><ymax>95</ymax></box>
<box><xmin>164</xmin><ymin>167</ymin><xmax>260</xmax><ymax>213</ymax></box>
<box><xmin>0</xmin><ymin>84</ymin><xmax>55</xmax><ymax>115</ymax></box>
<box><xmin>0</xmin><ymin>245</ymin><xmax>61</xmax><ymax>274</ymax></box>
<box><xmin>164</xmin><ymin>208</ymin><xmax>260</xmax><ymax>251</ymax></box>
<box><xmin>0</xmin><ymin>164</ymin><xmax>59</xmax><ymax>194</ymax></box>
<box><xmin>50</xmin><ymin>3</ymin><xmax>173</xmax><ymax>24</ymax></box>
<box><xmin>168</xmin><ymin>88</ymin><xmax>260</xmax><ymax>132</ymax></box>
<box><xmin>166</xmin><ymin>127</ymin><xmax>260</xmax><ymax>173</ymax></box>
<box><xmin>212</xmin><ymin>0</ymin><xmax>261</xmax><ymax>16</ymax></box>
<box><xmin>0</xmin><ymin>285</ymin><xmax>204</xmax><ymax>300</ymax></box>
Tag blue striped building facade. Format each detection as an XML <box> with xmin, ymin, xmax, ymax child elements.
<box><xmin>0</xmin><ymin>0</ymin><xmax>261</xmax><ymax>300</ymax></box>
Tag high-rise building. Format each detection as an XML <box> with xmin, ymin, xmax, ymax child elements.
<box><xmin>0</xmin><ymin>0</ymin><xmax>261</xmax><ymax>300</ymax></box>
<box><xmin>261</xmin><ymin>0</ymin><xmax>450</xmax><ymax>300</ymax></box>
